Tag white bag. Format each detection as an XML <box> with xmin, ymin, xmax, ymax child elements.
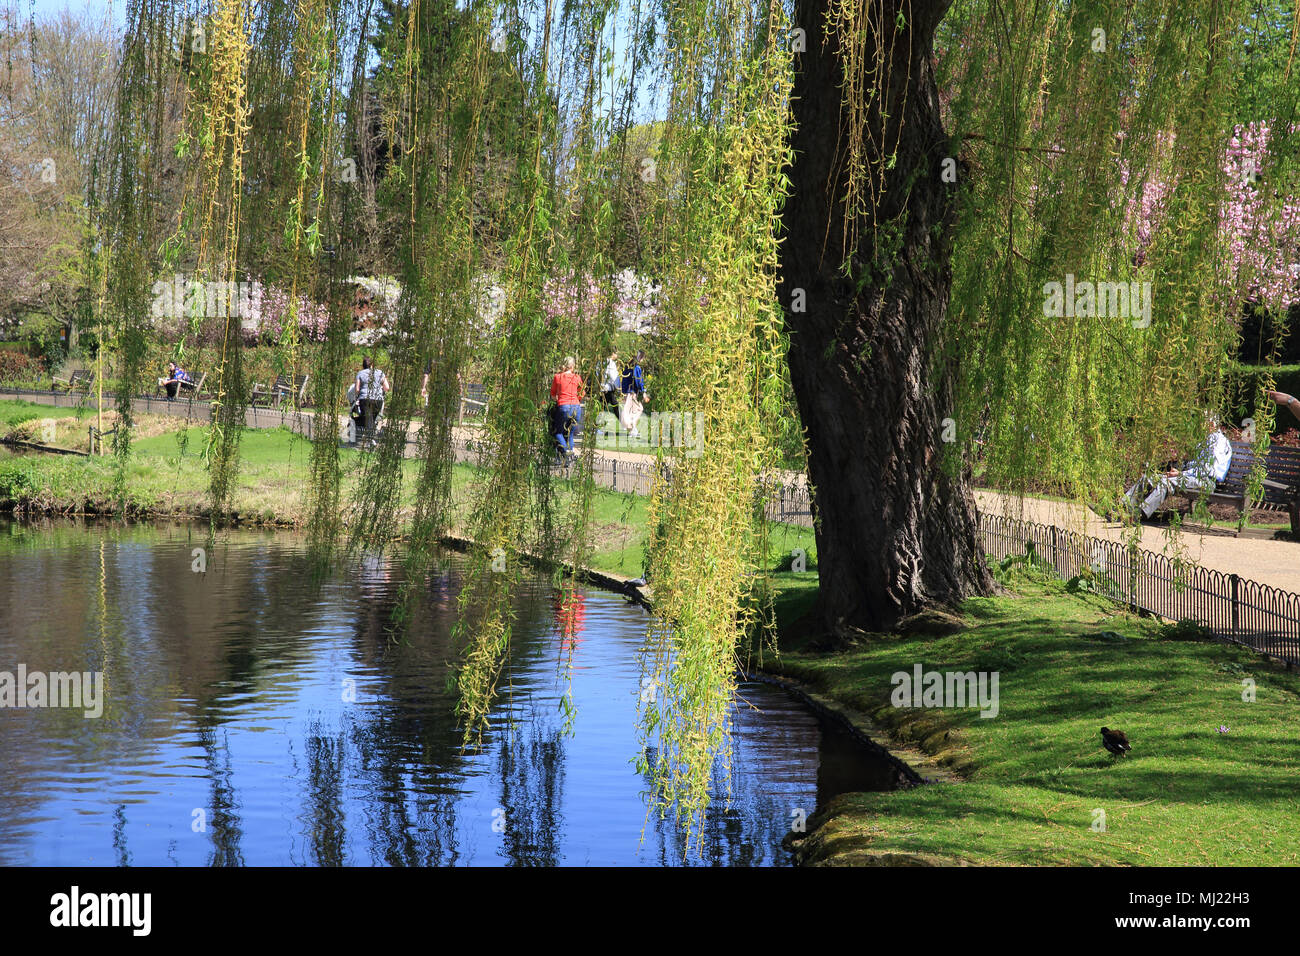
<box><xmin>620</xmin><ymin>393</ymin><xmax>643</xmax><ymax>432</ymax></box>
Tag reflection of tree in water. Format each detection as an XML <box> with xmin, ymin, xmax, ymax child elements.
<box><xmin>343</xmin><ymin>560</ymin><xmax>474</xmax><ymax>865</ymax></box>
<box><xmin>496</xmin><ymin>722</ymin><xmax>566</xmax><ymax>866</ymax></box>
<box><xmin>427</xmin><ymin>565</ymin><xmax>458</xmax><ymax>615</ymax></box>
<box><xmin>301</xmin><ymin>725</ymin><xmax>348</xmax><ymax>866</ymax></box>
<box><xmin>638</xmin><ymin>741</ymin><xmax>793</xmax><ymax>867</ymax></box>
<box><xmin>196</xmin><ymin>720</ymin><xmax>245</xmax><ymax>867</ymax></box>
<box><xmin>337</xmin><ymin>565</ymin><xmax>576</xmax><ymax>866</ymax></box>
<box><xmin>551</xmin><ymin>586</ymin><xmax>586</xmax><ymax>734</ymax></box>
<box><xmin>112</xmin><ymin>803</ymin><xmax>131</xmax><ymax>866</ymax></box>
<box><xmin>346</xmin><ymin>711</ymin><xmax>464</xmax><ymax>867</ymax></box>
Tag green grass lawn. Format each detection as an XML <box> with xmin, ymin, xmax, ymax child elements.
<box><xmin>0</xmin><ymin>400</ymin><xmax>816</xmax><ymax>582</ymax></box>
<box><xmin>768</xmin><ymin>568</ymin><xmax>1300</xmax><ymax>865</ymax></box>
<box><xmin>0</xmin><ymin>399</ymin><xmax>84</xmax><ymax>426</ymax></box>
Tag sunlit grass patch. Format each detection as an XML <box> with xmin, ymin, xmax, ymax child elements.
<box><xmin>772</xmin><ymin>572</ymin><xmax>1300</xmax><ymax>865</ymax></box>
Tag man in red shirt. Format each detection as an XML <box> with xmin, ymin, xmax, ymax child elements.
<box><xmin>550</xmin><ymin>356</ymin><xmax>585</xmax><ymax>460</ymax></box>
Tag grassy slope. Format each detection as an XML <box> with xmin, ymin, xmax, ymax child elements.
<box><xmin>0</xmin><ymin>399</ymin><xmax>83</xmax><ymax>426</ymax></box>
<box><xmin>769</xmin><ymin>570</ymin><xmax>1300</xmax><ymax>865</ymax></box>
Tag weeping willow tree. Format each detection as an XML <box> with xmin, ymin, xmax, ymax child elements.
<box><xmin>92</xmin><ymin>0</ymin><xmax>1299</xmax><ymax>842</ymax></box>
<box><xmin>779</xmin><ymin>0</ymin><xmax>1300</xmax><ymax>636</ymax></box>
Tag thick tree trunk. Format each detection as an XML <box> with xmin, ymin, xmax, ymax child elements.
<box><xmin>779</xmin><ymin>0</ymin><xmax>992</xmax><ymax>635</ymax></box>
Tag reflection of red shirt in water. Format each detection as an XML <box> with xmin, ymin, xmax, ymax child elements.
<box><xmin>551</xmin><ymin>370</ymin><xmax>584</xmax><ymax>406</ymax></box>
<box><xmin>554</xmin><ymin>591</ymin><xmax>587</xmax><ymax>651</ymax></box>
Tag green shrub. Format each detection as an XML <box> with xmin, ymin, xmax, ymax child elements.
<box><xmin>1159</xmin><ymin>618</ymin><xmax>1214</xmax><ymax>642</ymax></box>
<box><xmin>0</xmin><ymin>460</ymin><xmax>39</xmax><ymax>500</ymax></box>
<box><xmin>13</xmin><ymin>313</ymin><xmax>65</xmax><ymax>368</ymax></box>
<box><xmin>773</xmin><ymin>545</ymin><xmax>816</xmax><ymax>571</ymax></box>
<box><xmin>1224</xmin><ymin>363</ymin><xmax>1300</xmax><ymax>424</ymax></box>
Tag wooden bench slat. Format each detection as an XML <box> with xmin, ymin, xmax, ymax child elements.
<box><xmin>1201</xmin><ymin>441</ymin><xmax>1300</xmax><ymax>534</ymax></box>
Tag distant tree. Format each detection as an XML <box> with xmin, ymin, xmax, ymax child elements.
<box><xmin>0</xmin><ymin>3</ymin><xmax>116</xmax><ymax>334</ymax></box>
<box><xmin>353</xmin><ymin>0</ymin><xmax>530</xmax><ymax>273</ymax></box>
<box><xmin>583</xmin><ymin>121</ymin><xmax>673</xmax><ymax>272</ymax></box>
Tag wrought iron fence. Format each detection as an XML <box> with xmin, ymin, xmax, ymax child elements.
<box><xmin>981</xmin><ymin>513</ymin><xmax>1300</xmax><ymax>665</ymax></box>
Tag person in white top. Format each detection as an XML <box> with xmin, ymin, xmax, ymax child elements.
<box><xmin>598</xmin><ymin>351</ymin><xmax>621</xmax><ymax>439</ymax></box>
<box><xmin>1124</xmin><ymin>411</ymin><xmax>1233</xmax><ymax>519</ymax></box>
<box><xmin>354</xmin><ymin>356</ymin><xmax>391</xmax><ymax>448</ymax></box>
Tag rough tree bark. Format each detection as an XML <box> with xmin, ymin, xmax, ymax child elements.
<box><xmin>778</xmin><ymin>0</ymin><xmax>992</xmax><ymax>635</ymax></box>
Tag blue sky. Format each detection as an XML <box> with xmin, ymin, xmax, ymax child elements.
<box><xmin>19</xmin><ymin>0</ymin><xmax>663</xmax><ymax>129</ymax></box>
<box><xmin>26</xmin><ymin>0</ymin><xmax>124</xmax><ymax>24</ymax></box>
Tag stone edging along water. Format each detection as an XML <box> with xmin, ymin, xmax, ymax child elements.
<box><xmin>0</xmin><ymin>438</ymin><xmax>89</xmax><ymax>457</ymax></box>
<box><xmin>435</xmin><ymin>534</ymin><xmax>955</xmax><ymax>791</ymax></box>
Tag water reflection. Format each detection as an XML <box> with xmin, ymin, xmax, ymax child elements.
<box><xmin>0</xmin><ymin>519</ymin><xmax>900</xmax><ymax>866</ymax></box>
<box><xmin>198</xmin><ymin>722</ymin><xmax>245</xmax><ymax>868</ymax></box>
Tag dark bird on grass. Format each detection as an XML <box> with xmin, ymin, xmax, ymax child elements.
<box><xmin>1100</xmin><ymin>726</ymin><xmax>1131</xmax><ymax>757</ymax></box>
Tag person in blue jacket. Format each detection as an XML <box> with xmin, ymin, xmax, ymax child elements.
<box><xmin>160</xmin><ymin>362</ymin><xmax>193</xmax><ymax>400</ymax></box>
<box><xmin>620</xmin><ymin>350</ymin><xmax>647</xmax><ymax>440</ymax></box>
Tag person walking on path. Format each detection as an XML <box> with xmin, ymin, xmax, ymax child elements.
<box><xmin>355</xmin><ymin>356</ymin><xmax>391</xmax><ymax>449</ymax></box>
<box><xmin>620</xmin><ymin>349</ymin><xmax>648</xmax><ymax>441</ymax></box>
<box><xmin>551</xmin><ymin>356</ymin><xmax>585</xmax><ymax>462</ymax></box>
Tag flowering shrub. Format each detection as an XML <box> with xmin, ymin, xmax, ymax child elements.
<box><xmin>1121</xmin><ymin>136</ymin><xmax>1173</xmax><ymax>265</ymax></box>
<box><xmin>349</xmin><ymin>275</ymin><xmax>401</xmax><ymax>326</ymax></box>
<box><xmin>143</xmin><ymin>277</ymin><xmax>335</xmax><ymax>345</ymax></box>
<box><xmin>1125</xmin><ymin>123</ymin><xmax>1300</xmax><ymax>309</ymax></box>
<box><xmin>1220</xmin><ymin>123</ymin><xmax>1300</xmax><ymax>307</ymax></box>
<box><xmin>0</xmin><ymin>348</ymin><xmax>44</xmax><ymax>384</ymax></box>
<box><xmin>258</xmin><ymin>282</ymin><xmax>331</xmax><ymax>343</ymax></box>
<box><xmin>472</xmin><ymin>275</ymin><xmax>507</xmax><ymax>328</ymax></box>
<box><xmin>540</xmin><ymin>269</ymin><xmax>661</xmax><ymax>333</ymax></box>
<box><xmin>348</xmin><ymin>326</ymin><xmax>386</xmax><ymax>348</ymax></box>
<box><xmin>140</xmin><ymin>271</ymin><xmax>662</xmax><ymax>348</ymax></box>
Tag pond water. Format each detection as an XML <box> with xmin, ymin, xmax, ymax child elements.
<box><xmin>0</xmin><ymin>520</ymin><xmax>900</xmax><ymax>866</ymax></box>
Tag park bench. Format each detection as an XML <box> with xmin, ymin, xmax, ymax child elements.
<box><xmin>460</xmin><ymin>382</ymin><xmax>489</xmax><ymax>423</ymax></box>
<box><xmin>51</xmin><ymin>368</ymin><xmax>93</xmax><ymax>393</ymax></box>
<box><xmin>279</xmin><ymin>373</ymin><xmax>311</xmax><ymax>408</ymax></box>
<box><xmin>156</xmin><ymin>370</ymin><xmax>206</xmax><ymax>401</ymax></box>
<box><xmin>1201</xmin><ymin>440</ymin><xmax>1300</xmax><ymax>535</ymax></box>
<box><xmin>251</xmin><ymin>373</ymin><xmax>311</xmax><ymax>409</ymax></box>
<box><xmin>249</xmin><ymin>380</ymin><xmax>275</xmax><ymax>407</ymax></box>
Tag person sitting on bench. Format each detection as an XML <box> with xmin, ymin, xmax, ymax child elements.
<box><xmin>159</xmin><ymin>362</ymin><xmax>193</xmax><ymax>400</ymax></box>
<box><xmin>1266</xmin><ymin>390</ymin><xmax>1300</xmax><ymax>425</ymax></box>
<box><xmin>1123</xmin><ymin>411</ymin><xmax>1232</xmax><ymax>519</ymax></box>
